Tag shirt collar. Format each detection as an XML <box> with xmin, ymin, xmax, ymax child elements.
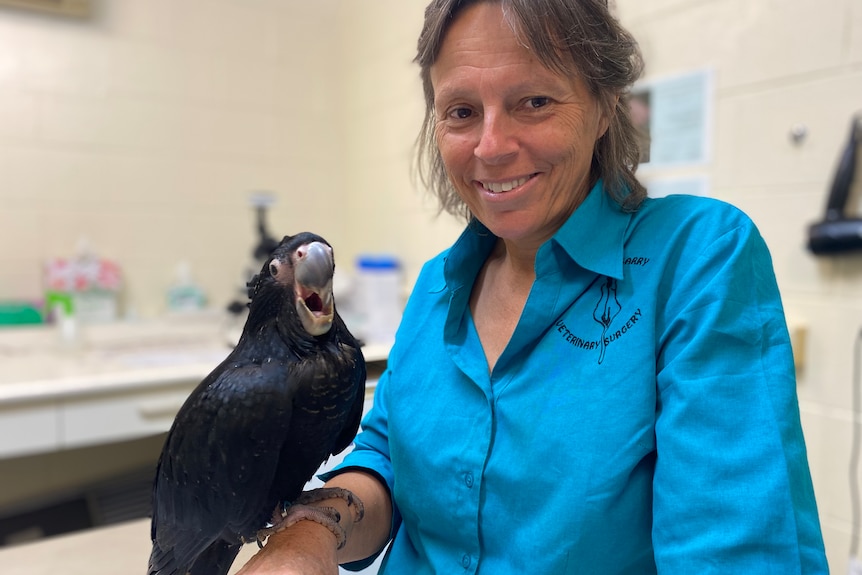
<box><xmin>442</xmin><ymin>219</ymin><xmax>497</xmax><ymax>295</ymax></box>
<box><xmin>549</xmin><ymin>179</ymin><xmax>631</xmax><ymax>280</ymax></box>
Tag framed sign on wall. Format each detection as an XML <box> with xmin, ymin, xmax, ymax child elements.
<box><xmin>631</xmin><ymin>69</ymin><xmax>714</xmax><ymax>168</ymax></box>
<box><xmin>631</xmin><ymin>69</ymin><xmax>714</xmax><ymax>199</ymax></box>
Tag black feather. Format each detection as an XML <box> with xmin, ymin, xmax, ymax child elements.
<box><xmin>148</xmin><ymin>232</ymin><xmax>366</xmax><ymax>575</ymax></box>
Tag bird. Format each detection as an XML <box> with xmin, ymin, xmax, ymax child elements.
<box><xmin>148</xmin><ymin>232</ymin><xmax>367</xmax><ymax>575</ymax></box>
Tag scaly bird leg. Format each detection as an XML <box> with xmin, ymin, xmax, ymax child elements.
<box><xmin>256</xmin><ymin>487</ymin><xmax>365</xmax><ymax>550</ymax></box>
<box><xmin>294</xmin><ymin>487</ymin><xmax>365</xmax><ymax>523</ymax></box>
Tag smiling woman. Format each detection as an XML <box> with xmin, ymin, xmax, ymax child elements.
<box><xmin>416</xmin><ymin>0</ymin><xmax>646</xmax><ymax>221</ymax></box>
<box><xmin>429</xmin><ymin>3</ymin><xmax>610</xmax><ymax>249</ymax></box>
<box><xmin>235</xmin><ymin>1</ymin><xmax>828</xmax><ymax>573</ymax></box>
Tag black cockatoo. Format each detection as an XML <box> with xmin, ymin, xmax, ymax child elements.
<box><xmin>148</xmin><ymin>232</ymin><xmax>366</xmax><ymax>575</ymax></box>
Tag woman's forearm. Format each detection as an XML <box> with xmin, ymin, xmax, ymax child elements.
<box><xmin>236</xmin><ymin>470</ymin><xmax>392</xmax><ymax>574</ymax></box>
<box><xmin>325</xmin><ymin>469</ymin><xmax>393</xmax><ymax>564</ymax></box>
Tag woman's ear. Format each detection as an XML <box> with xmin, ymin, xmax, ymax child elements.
<box><xmin>596</xmin><ymin>94</ymin><xmax>620</xmax><ymax>141</ymax></box>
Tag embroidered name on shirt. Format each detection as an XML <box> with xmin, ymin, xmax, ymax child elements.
<box><xmin>555</xmin><ymin>320</ymin><xmax>601</xmax><ymax>350</ymax></box>
<box><xmin>624</xmin><ymin>257</ymin><xmax>650</xmax><ymax>266</ymax></box>
<box><xmin>604</xmin><ymin>309</ymin><xmax>643</xmax><ymax>344</ymax></box>
<box><xmin>555</xmin><ymin>310</ymin><xmax>643</xmax><ymax>355</ymax></box>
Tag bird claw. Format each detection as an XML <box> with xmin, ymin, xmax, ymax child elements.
<box><xmin>256</xmin><ymin>504</ymin><xmax>346</xmax><ymax>549</ymax></box>
<box><xmin>255</xmin><ymin>487</ymin><xmax>364</xmax><ymax>551</ymax></box>
<box><xmin>257</xmin><ymin>487</ymin><xmax>365</xmax><ymax>549</ymax></box>
<box><xmin>294</xmin><ymin>487</ymin><xmax>365</xmax><ymax>523</ymax></box>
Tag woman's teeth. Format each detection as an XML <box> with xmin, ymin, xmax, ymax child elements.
<box><xmin>482</xmin><ymin>176</ymin><xmax>529</xmax><ymax>194</ymax></box>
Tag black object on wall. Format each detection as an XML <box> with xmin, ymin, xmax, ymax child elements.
<box><xmin>807</xmin><ymin>116</ymin><xmax>862</xmax><ymax>255</ymax></box>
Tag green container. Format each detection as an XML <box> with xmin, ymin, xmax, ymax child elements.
<box><xmin>0</xmin><ymin>302</ymin><xmax>43</xmax><ymax>326</ymax></box>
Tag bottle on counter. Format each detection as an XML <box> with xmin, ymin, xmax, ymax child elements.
<box><xmin>167</xmin><ymin>261</ymin><xmax>207</xmax><ymax>313</ymax></box>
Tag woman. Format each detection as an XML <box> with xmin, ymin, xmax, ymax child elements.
<box><xmin>239</xmin><ymin>1</ymin><xmax>828</xmax><ymax>573</ymax></box>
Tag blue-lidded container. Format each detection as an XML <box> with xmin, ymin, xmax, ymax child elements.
<box><xmin>355</xmin><ymin>255</ymin><xmax>402</xmax><ymax>345</ymax></box>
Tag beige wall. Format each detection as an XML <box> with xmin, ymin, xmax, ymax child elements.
<box><xmin>0</xmin><ymin>0</ymin><xmax>461</xmax><ymax>317</ymax></box>
<box><xmin>0</xmin><ymin>0</ymin><xmax>860</xmax><ymax>571</ymax></box>
<box><xmin>334</xmin><ymin>1</ymin><xmax>465</xmax><ymax>290</ymax></box>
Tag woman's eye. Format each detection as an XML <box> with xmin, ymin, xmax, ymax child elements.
<box><xmin>526</xmin><ymin>96</ymin><xmax>550</xmax><ymax>109</ymax></box>
<box><xmin>447</xmin><ymin>107</ymin><xmax>473</xmax><ymax>120</ymax></box>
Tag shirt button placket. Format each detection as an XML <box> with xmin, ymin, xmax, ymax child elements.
<box><xmin>459</xmin><ymin>470</ymin><xmax>478</xmax><ymax>571</ymax></box>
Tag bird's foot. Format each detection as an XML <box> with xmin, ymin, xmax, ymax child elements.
<box><xmin>256</xmin><ymin>487</ymin><xmax>364</xmax><ymax>551</ymax></box>
<box><xmin>294</xmin><ymin>487</ymin><xmax>365</xmax><ymax>523</ymax></box>
<box><xmin>257</xmin><ymin>503</ymin><xmax>346</xmax><ymax>549</ymax></box>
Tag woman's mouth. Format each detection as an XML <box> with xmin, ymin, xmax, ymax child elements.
<box><xmin>479</xmin><ymin>175</ymin><xmax>533</xmax><ymax>194</ymax></box>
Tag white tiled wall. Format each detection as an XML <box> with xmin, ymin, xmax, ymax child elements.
<box><xmin>0</xmin><ymin>0</ymin><xmax>350</xmax><ymax>316</ymax></box>
<box><xmin>1</xmin><ymin>0</ymin><xmax>860</xmax><ymax>571</ymax></box>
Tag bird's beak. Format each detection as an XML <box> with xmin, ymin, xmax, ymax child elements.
<box><xmin>293</xmin><ymin>242</ymin><xmax>335</xmax><ymax>336</ymax></box>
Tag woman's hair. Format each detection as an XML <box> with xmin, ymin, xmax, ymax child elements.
<box><xmin>415</xmin><ymin>0</ymin><xmax>647</xmax><ymax>219</ymax></box>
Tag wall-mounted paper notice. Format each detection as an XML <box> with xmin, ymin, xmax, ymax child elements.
<box><xmin>631</xmin><ymin>69</ymin><xmax>713</xmax><ymax>167</ymax></box>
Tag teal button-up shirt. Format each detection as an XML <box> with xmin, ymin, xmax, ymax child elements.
<box><xmin>335</xmin><ymin>182</ymin><xmax>827</xmax><ymax>574</ymax></box>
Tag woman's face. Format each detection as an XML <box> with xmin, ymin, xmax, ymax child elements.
<box><xmin>430</xmin><ymin>2</ymin><xmax>610</xmax><ymax>248</ymax></box>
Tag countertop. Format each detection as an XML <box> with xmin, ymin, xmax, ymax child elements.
<box><xmin>0</xmin><ymin>518</ymin><xmax>258</xmax><ymax>575</ymax></box>
<box><xmin>0</xmin><ymin>312</ymin><xmax>386</xmax><ymax>461</ymax></box>
<box><xmin>0</xmin><ymin>313</ymin><xmax>237</xmax><ymax>406</ymax></box>
<box><xmin>0</xmin><ymin>312</ymin><xmax>389</xmax><ymax>406</ymax></box>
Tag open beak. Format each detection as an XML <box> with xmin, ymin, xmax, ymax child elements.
<box><xmin>293</xmin><ymin>241</ymin><xmax>335</xmax><ymax>336</ymax></box>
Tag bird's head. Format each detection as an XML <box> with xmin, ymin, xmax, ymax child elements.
<box><xmin>248</xmin><ymin>232</ymin><xmax>336</xmax><ymax>337</ymax></box>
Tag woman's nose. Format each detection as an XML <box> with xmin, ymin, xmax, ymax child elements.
<box><xmin>473</xmin><ymin>111</ymin><xmax>518</xmax><ymax>164</ymax></box>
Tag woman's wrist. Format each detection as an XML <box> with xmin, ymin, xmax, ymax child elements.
<box><xmin>235</xmin><ymin>520</ymin><xmax>340</xmax><ymax>575</ymax></box>
<box><xmin>235</xmin><ymin>470</ymin><xmax>391</xmax><ymax>574</ymax></box>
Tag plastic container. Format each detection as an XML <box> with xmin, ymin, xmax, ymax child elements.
<box><xmin>167</xmin><ymin>261</ymin><xmax>207</xmax><ymax>313</ymax></box>
<box><xmin>0</xmin><ymin>302</ymin><xmax>43</xmax><ymax>326</ymax></box>
<box><xmin>355</xmin><ymin>255</ymin><xmax>402</xmax><ymax>345</ymax></box>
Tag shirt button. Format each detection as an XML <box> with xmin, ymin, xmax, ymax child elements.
<box><xmin>461</xmin><ymin>554</ymin><xmax>472</xmax><ymax>568</ymax></box>
<box><xmin>464</xmin><ymin>472</ymin><xmax>474</xmax><ymax>488</ymax></box>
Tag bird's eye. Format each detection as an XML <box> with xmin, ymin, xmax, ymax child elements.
<box><xmin>269</xmin><ymin>263</ymin><xmax>278</xmax><ymax>277</ymax></box>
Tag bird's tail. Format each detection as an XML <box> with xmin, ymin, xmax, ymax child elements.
<box><xmin>189</xmin><ymin>540</ymin><xmax>242</xmax><ymax>575</ymax></box>
<box><xmin>148</xmin><ymin>539</ymin><xmax>241</xmax><ymax>575</ymax></box>
<box><xmin>147</xmin><ymin>542</ymin><xmax>184</xmax><ymax>575</ymax></box>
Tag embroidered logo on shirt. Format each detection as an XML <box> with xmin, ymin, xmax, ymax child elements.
<box><xmin>555</xmin><ymin>274</ymin><xmax>645</xmax><ymax>365</ymax></box>
<box><xmin>593</xmin><ymin>277</ymin><xmax>622</xmax><ymax>363</ymax></box>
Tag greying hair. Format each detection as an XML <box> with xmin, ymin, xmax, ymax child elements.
<box><xmin>414</xmin><ymin>0</ymin><xmax>646</xmax><ymax>219</ymax></box>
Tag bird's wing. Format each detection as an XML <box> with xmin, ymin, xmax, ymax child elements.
<box><xmin>151</xmin><ymin>359</ymin><xmax>299</xmax><ymax>569</ymax></box>
<box><xmin>328</xmin><ymin>344</ymin><xmax>367</xmax><ymax>456</ymax></box>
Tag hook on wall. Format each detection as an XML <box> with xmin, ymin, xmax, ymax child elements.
<box><xmin>790</xmin><ymin>124</ymin><xmax>809</xmax><ymax>146</ymax></box>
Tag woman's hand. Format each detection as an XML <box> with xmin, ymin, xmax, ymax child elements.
<box><xmin>234</xmin><ymin>521</ymin><xmax>340</xmax><ymax>575</ymax></box>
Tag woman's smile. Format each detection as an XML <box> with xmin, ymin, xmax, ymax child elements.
<box><xmin>476</xmin><ymin>174</ymin><xmax>536</xmax><ymax>194</ymax></box>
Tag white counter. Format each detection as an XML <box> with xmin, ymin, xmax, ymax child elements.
<box><xmin>0</xmin><ymin>518</ymin><xmax>256</xmax><ymax>575</ymax></box>
<box><xmin>0</xmin><ymin>314</ymin><xmax>386</xmax><ymax>573</ymax></box>
<box><xmin>0</xmin><ymin>314</ymin><xmax>231</xmax><ymax>460</ymax></box>
<box><xmin>0</xmin><ymin>314</ymin><xmax>386</xmax><ymax>459</ymax></box>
